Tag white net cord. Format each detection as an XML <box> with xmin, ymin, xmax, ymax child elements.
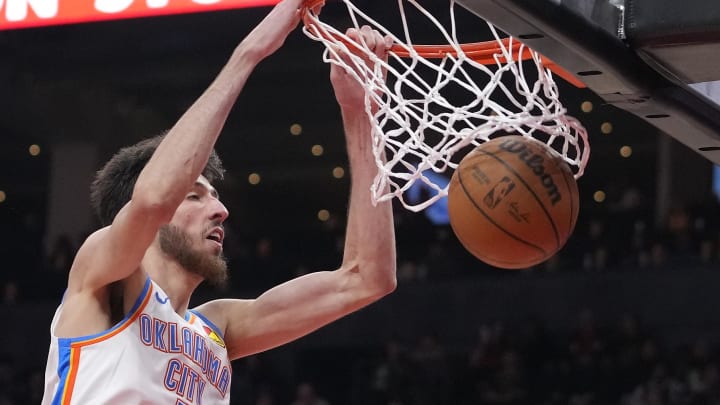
<box><xmin>302</xmin><ymin>0</ymin><xmax>590</xmax><ymax>212</ymax></box>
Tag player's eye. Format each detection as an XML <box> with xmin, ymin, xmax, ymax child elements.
<box><xmin>187</xmin><ymin>194</ymin><xmax>201</xmax><ymax>201</ymax></box>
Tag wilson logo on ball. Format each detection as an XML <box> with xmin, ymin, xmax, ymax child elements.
<box><xmin>498</xmin><ymin>138</ymin><xmax>562</xmax><ymax>205</ymax></box>
<box><xmin>447</xmin><ymin>135</ymin><xmax>579</xmax><ymax>270</ymax></box>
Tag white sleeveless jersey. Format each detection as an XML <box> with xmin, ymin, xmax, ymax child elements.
<box><xmin>42</xmin><ymin>278</ymin><xmax>232</xmax><ymax>405</ymax></box>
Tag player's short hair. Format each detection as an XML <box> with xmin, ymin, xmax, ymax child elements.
<box><xmin>90</xmin><ymin>134</ymin><xmax>225</xmax><ymax>226</ymax></box>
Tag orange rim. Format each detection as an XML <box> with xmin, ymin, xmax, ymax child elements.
<box><xmin>301</xmin><ymin>1</ymin><xmax>585</xmax><ymax>88</ymax></box>
<box><xmin>393</xmin><ymin>39</ymin><xmax>585</xmax><ymax>88</ymax></box>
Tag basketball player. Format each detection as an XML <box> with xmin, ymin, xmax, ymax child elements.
<box><xmin>41</xmin><ymin>0</ymin><xmax>397</xmax><ymax>403</ymax></box>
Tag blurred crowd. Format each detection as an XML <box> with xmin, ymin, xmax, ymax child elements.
<box><xmin>4</xmin><ymin>186</ymin><xmax>720</xmax><ymax>403</ymax></box>
<box><xmin>6</xmin><ymin>182</ymin><xmax>720</xmax><ymax>303</ymax></box>
<box><xmin>5</xmin><ymin>308</ymin><xmax>720</xmax><ymax>405</ymax></box>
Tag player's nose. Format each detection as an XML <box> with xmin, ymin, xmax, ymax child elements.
<box><xmin>209</xmin><ymin>199</ymin><xmax>229</xmax><ymax>223</ymax></box>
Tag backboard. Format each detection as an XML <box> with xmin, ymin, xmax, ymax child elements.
<box><xmin>456</xmin><ymin>0</ymin><xmax>720</xmax><ymax>163</ymax></box>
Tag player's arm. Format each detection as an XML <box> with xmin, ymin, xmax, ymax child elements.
<box><xmin>196</xmin><ymin>27</ymin><xmax>397</xmax><ymax>360</ymax></box>
<box><xmin>67</xmin><ymin>0</ymin><xmax>305</xmax><ymax>293</ymax></box>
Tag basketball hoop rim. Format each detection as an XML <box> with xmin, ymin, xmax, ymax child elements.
<box><xmin>300</xmin><ymin>0</ymin><xmax>585</xmax><ymax>88</ymax></box>
<box><xmin>299</xmin><ymin>0</ymin><xmax>590</xmax><ymax>210</ymax></box>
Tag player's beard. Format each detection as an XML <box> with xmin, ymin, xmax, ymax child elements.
<box><xmin>158</xmin><ymin>224</ymin><xmax>228</xmax><ymax>288</ymax></box>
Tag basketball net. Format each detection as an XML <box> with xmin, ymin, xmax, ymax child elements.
<box><xmin>301</xmin><ymin>0</ymin><xmax>590</xmax><ymax>211</ymax></box>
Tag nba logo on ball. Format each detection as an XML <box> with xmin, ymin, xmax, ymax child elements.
<box><xmin>483</xmin><ymin>177</ymin><xmax>516</xmax><ymax>209</ymax></box>
<box><xmin>448</xmin><ymin>136</ymin><xmax>579</xmax><ymax>269</ymax></box>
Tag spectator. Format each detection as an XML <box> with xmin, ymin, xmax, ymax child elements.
<box><xmin>292</xmin><ymin>382</ymin><xmax>331</xmax><ymax>405</ymax></box>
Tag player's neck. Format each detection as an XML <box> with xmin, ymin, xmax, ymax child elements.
<box><xmin>142</xmin><ymin>248</ymin><xmax>203</xmax><ymax>316</ymax></box>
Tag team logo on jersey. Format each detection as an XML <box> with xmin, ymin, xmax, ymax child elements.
<box><xmin>155</xmin><ymin>292</ymin><xmax>170</xmax><ymax>304</ymax></box>
<box><xmin>203</xmin><ymin>325</ymin><xmax>226</xmax><ymax>348</ymax></box>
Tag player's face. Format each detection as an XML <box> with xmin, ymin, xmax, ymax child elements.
<box><xmin>158</xmin><ymin>176</ymin><xmax>230</xmax><ymax>285</ymax></box>
<box><xmin>172</xmin><ymin>176</ymin><xmax>228</xmax><ymax>254</ymax></box>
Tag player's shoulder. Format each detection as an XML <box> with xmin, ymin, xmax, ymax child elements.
<box><xmin>80</xmin><ymin>226</ymin><xmax>111</xmax><ymax>247</ymax></box>
<box><xmin>66</xmin><ymin>226</ymin><xmax>110</xmax><ymax>275</ymax></box>
<box><xmin>73</xmin><ymin>226</ymin><xmax>111</xmax><ymax>261</ymax></box>
<box><xmin>191</xmin><ymin>298</ymin><xmax>252</xmax><ymax>334</ymax></box>
<box><xmin>66</xmin><ymin>225</ymin><xmax>137</xmax><ymax>293</ymax></box>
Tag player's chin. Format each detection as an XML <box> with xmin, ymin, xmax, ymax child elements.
<box><xmin>205</xmin><ymin>262</ymin><xmax>229</xmax><ymax>288</ymax></box>
<box><xmin>205</xmin><ymin>239</ymin><xmax>224</xmax><ymax>254</ymax></box>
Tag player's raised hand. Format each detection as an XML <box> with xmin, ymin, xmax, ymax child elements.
<box><xmin>330</xmin><ymin>26</ymin><xmax>393</xmax><ymax>113</ymax></box>
<box><xmin>239</xmin><ymin>0</ymin><xmax>309</xmax><ymax>63</ymax></box>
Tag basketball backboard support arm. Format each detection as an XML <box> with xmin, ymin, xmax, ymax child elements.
<box><xmin>457</xmin><ymin>0</ymin><xmax>720</xmax><ymax>164</ymax></box>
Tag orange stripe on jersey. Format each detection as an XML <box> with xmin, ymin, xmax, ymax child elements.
<box><xmin>71</xmin><ymin>284</ymin><xmax>154</xmax><ymax>348</ymax></box>
<box><xmin>60</xmin><ymin>347</ymin><xmax>81</xmax><ymax>405</ymax></box>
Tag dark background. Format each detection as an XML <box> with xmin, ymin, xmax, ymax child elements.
<box><xmin>3</xmin><ymin>2</ymin><xmax>720</xmax><ymax>405</ymax></box>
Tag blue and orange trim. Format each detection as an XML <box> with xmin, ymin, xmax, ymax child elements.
<box><xmin>188</xmin><ymin>309</ymin><xmax>224</xmax><ymax>340</ymax></box>
<box><xmin>51</xmin><ymin>278</ymin><xmax>153</xmax><ymax>405</ymax></box>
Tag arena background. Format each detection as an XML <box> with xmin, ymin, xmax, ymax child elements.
<box><xmin>3</xmin><ymin>2</ymin><xmax>720</xmax><ymax>404</ymax></box>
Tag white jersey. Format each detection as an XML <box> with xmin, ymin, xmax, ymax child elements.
<box><xmin>42</xmin><ymin>278</ymin><xmax>232</xmax><ymax>405</ymax></box>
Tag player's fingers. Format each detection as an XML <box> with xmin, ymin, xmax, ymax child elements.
<box><xmin>330</xmin><ymin>44</ymin><xmax>353</xmax><ymax>68</ymax></box>
<box><xmin>344</xmin><ymin>27</ymin><xmax>371</xmax><ymax>64</ymax></box>
<box><xmin>360</xmin><ymin>25</ymin><xmax>376</xmax><ymax>50</ymax></box>
<box><xmin>371</xmin><ymin>32</ymin><xmax>391</xmax><ymax>59</ymax></box>
<box><xmin>345</xmin><ymin>27</ymin><xmax>359</xmax><ymax>42</ymax></box>
<box><xmin>384</xmin><ymin>35</ymin><xmax>393</xmax><ymax>51</ymax></box>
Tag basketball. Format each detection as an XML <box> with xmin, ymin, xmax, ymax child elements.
<box><xmin>448</xmin><ymin>135</ymin><xmax>579</xmax><ymax>269</ymax></box>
